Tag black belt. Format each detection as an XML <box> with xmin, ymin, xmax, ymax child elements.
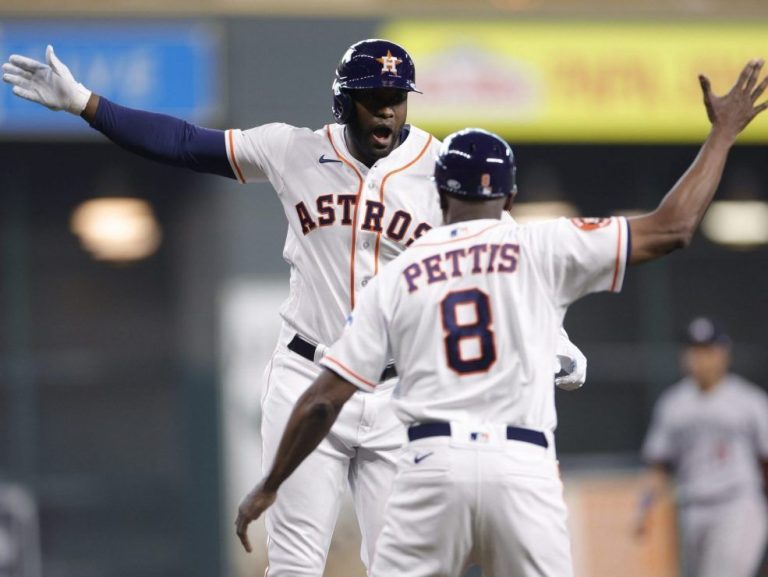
<box><xmin>288</xmin><ymin>334</ymin><xmax>397</xmax><ymax>382</ymax></box>
<box><xmin>408</xmin><ymin>422</ymin><xmax>548</xmax><ymax>448</ymax></box>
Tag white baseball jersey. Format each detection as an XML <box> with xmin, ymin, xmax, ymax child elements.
<box><xmin>642</xmin><ymin>374</ymin><xmax>768</xmax><ymax>504</ymax></box>
<box><xmin>224</xmin><ymin>122</ymin><xmax>442</xmax><ymax>347</ymax></box>
<box><xmin>322</xmin><ymin>216</ymin><xmax>629</xmax><ymax>432</ymax></box>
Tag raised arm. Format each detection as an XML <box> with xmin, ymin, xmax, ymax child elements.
<box><xmin>628</xmin><ymin>59</ymin><xmax>768</xmax><ymax>265</ymax></box>
<box><xmin>2</xmin><ymin>45</ymin><xmax>234</xmax><ymax>178</ymax></box>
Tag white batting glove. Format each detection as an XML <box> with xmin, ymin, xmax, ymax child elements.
<box><xmin>2</xmin><ymin>45</ymin><xmax>91</xmax><ymax>115</ymax></box>
<box><xmin>554</xmin><ymin>329</ymin><xmax>587</xmax><ymax>391</ymax></box>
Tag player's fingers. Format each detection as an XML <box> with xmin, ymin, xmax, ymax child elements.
<box><xmin>11</xmin><ymin>85</ymin><xmax>41</xmax><ymax>103</ymax></box>
<box><xmin>735</xmin><ymin>59</ymin><xmax>757</xmax><ymax>92</ymax></box>
<box><xmin>234</xmin><ymin>514</ymin><xmax>253</xmax><ymax>553</ymax></box>
<box><xmin>751</xmin><ymin>75</ymin><xmax>768</xmax><ymax>102</ymax></box>
<box><xmin>2</xmin><ymin>62</ymin><xmax>34</xmax><ymax>81</ymax></box>
<box><xmin>46</xmin><ymin>45</ymin><xmax>63</xmax><ymax>74</ymax></box>
<box><xmin>238</xmin><ymin>531</ymin><xmax>252</xmax><ymax>554</ymax></box>
<box><xmin>2</xmin><ymin>72</ymin><xmax>31</xmax><ymax>89</ymax></box>
<box><xmin>2</xmin><ymin>65</ymin><xmax>34</xmax><ymax>85</ymax></box>
<box><xmin>698</xmin><ymin>74</ymin><xmax>713</xmax><ymax>100</ymax></box>
<box><xmin>743</xmin><ymin>59</ymin><xmax>764</xmax><ymax>93</ymax></box>
<box><xmin>755</xmin><ymin>100</ymin><xmax>768</xmax><ymax>115</ymax></box>
<box><xmin>8</xmin><ymin>54</ymin><xmax>47</xmax><ymax>73</ymax></box>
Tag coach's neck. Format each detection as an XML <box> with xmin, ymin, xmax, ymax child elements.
<box><xmin>441</xmin><ymin>193</ymin><xmax>514</xmax><ymax>225</ymax></box>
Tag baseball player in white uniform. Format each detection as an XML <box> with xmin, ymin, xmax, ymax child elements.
<box><xmin>636</xmin><ymin>317</ymin><xmax>768</xmax><ymax>577</ymax></box>
<box><xmin>233</xmin><ymin>59</ymin><xmax>768</xmax><ymax>576</ymax></box>
<box><xmin>3</xmin><ymin>39</ymin><xmax>586</xmax><ymax>575</ymax></box>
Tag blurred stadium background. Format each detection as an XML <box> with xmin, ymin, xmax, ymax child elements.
<box><xmin>1</xmin><ymin>1</ymin><xmax>767</xmax><ymax>576</ymax></box>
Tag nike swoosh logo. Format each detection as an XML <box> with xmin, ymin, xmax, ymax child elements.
<box><xmin>414</xmin><ymin>452</ymin><xmax>434</xmax><ymax>464</ymax></box>
<box><xmin>319</xmin><ymin>154</ymin><xmax>342</xmax><ymax>164</ymax></box>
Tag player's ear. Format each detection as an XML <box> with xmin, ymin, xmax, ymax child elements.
<box><xmin>504</xmin><ymin>191</ymin><xmax>515</xmax><ymax>212</ymax></box>
<box><xmin>439</xmin><ymin>191</ymin><xmax>448</xmax><ymax>211</ymax></box>
<box><xmin>344</xmin><ymin>93</ymin><xmax>360</xmax><ymax>124</ymax></box>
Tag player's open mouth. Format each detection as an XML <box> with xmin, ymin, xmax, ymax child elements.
<box><xmin>371</xmin><ymin>126</ymin><xmax>394</xmax><ymax>148</ymax></box>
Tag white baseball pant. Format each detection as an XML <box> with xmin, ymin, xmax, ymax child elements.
<box><xmin>370</xmin><ymin>423</ymin><xmax>573</xmax><ymax>577</ymax></box>
<box><xmin>260</xmin><ymin>324</ymin><xmax>405</xmax><ymax>576</ymax></box>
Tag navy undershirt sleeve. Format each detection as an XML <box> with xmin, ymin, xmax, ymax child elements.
<box><xmin>89</xmin><ymin>97</ymin><xmax>235</xmax><ymax>179</ymax></box>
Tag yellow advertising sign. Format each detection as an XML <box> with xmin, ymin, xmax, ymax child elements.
<box><xmin>381</xmin><ymin>21</ymin><xmax>768</xmax><ymax>143</ymax></box>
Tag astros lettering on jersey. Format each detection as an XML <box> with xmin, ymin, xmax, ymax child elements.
<box><xmin>225</xmin><ymin>122</ymin><xmax>442</xmax><ymax>347</ymax></box>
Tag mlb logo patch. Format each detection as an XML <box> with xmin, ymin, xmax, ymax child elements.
<box><xmin>470</xmin><ymin>431</ymin><xmax>490</xmax><ymax>443</ymax></box>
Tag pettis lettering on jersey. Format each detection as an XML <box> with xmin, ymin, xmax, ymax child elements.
<box><xmin>402</xmin><ymin>242</ymin><xmax>520</xmax><ymax>292</ymax></box>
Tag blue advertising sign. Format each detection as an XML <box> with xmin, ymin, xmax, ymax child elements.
<box><xmin>0</xmin><ymin>21</ymin><xmax>220</xmax><ymax>136</ymax></box>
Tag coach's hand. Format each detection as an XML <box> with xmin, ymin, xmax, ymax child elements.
<box><xmin>235</xmin><ymin>482</ymin><xmax>277</xmax><ymax>553</ymax></box>
<box><xmin>2</xmin><ymin>45</ymin><xmax>91</xmax><ymax>115</ymax></box>
<box><xmin>700</xmin><ymin>58</ymin><xmax>768</xmax><ymax>142</ymax></box>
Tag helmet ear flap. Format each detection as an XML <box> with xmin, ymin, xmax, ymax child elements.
<box><xmin>332</xmin><ymin>80</ymin><xmax>353</xmax><ymax>124</ymax></box>
<box><xmin>511</xmin><ymin>166</ymin><xmax>518</xmax><ymax>197</ymax></box>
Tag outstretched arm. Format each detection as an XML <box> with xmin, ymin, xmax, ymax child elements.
<box><xmin>628</xmin><ymin>59</ymin><xmax>768</xmax><ymax>264</ymax></box>
<box><xmin>85</xmin><ymin>95</ymin><xmax>234</xmax><ymax>177</ymax></box>
<box><xmin>3</xmin><ymin>45</ymin><xmax>234</xmax><ymax>178</ymax></box>
<box><xmin>234</xmin><ymin>369</ymin><xmax>357</xmax><ymax>553</ymax></box>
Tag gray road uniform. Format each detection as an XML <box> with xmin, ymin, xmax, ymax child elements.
<box><xmin>642</xmin><ymin>374</ymin><xmax>768</xmax><ymax>577</ymax></box>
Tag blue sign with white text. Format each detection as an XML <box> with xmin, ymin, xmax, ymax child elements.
<box><xmin>0</xmin><ymin>22</ymin><xmax>220</xmax><ymax>136</ymax></box>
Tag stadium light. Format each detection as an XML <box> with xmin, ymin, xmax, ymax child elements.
<box><xmin>511</xmin><ymin>200</ymin><xmax>579</xmax><ymax>224</ymax></box>
<box><xmin>701</xmin><ymin>200</ymin><xmax>768</xmax><ymax>248</ymax></box>
<box><xmin>70</xmin><ymin>197</ymin><xmax>162</xmax><ymax>262</ymax></box>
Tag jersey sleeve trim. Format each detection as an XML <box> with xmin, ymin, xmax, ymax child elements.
<box><xmin>321</xmin><ymin>355</ymin><xmax>377</xmax><ymax>392</ymax></box>
<box><xmin>375</xmin><ymin>134</ymin><xmax>434</xmax><ymax>275</ymax></box>
<box><xmin>225</xmin><ymin>129</ymin><xmax>247</xmax><ymax>184</ymax></box>
<box><xmin>609</xmin><ymin>217</ymin><xmax>629</xmax><ymax>292</ymax></box>
<box><xmin>325</xmin><ymin>124</ymin><xmax>365</xmax><ymax>311</ymax></box>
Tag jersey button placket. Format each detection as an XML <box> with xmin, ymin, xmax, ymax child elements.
<box><xmin>355</xmin><ymin>178</ymin><xmax>377</xmax><ymax>294</ymax></box>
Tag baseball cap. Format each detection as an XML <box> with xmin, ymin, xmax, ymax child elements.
<box><xmin>684</xmin><ymin>317</ymin><xmax>731</xmax><ymax>346</ymax></box>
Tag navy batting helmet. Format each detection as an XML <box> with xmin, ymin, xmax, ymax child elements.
<box><xmin>332</xmin><ymin>39</ymin><xmax>420</xmax><ymax>124</ymax></box>
<box><xmin>434</xmin><ymin>128</ymin><xmax>517</xmax><ymax>200</ymax></box>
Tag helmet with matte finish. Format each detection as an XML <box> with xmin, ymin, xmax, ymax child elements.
<box><xmin>332</xmin><ymin>39</ymin><xmax>419</xmax><ymax>124</ymax></box>
<box><xmin>434</xmin><ymin>128</ymin><xmax>517</xmax><ymax>199</ymax></box>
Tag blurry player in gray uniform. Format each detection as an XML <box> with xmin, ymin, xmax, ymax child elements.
<box><xmin>235</xmin><ymin>59</ymin><xmax>768</xmax><ymax>576</ymax></box>
<box><xmin>636</xmin><ymin>317</ymin><xmax>768</xmax><ymax>577</ymax></box>
<box><xmin>3</xmin><ymin>39</ymin><xmax>585</xmax><ymax>576</ymax></box>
